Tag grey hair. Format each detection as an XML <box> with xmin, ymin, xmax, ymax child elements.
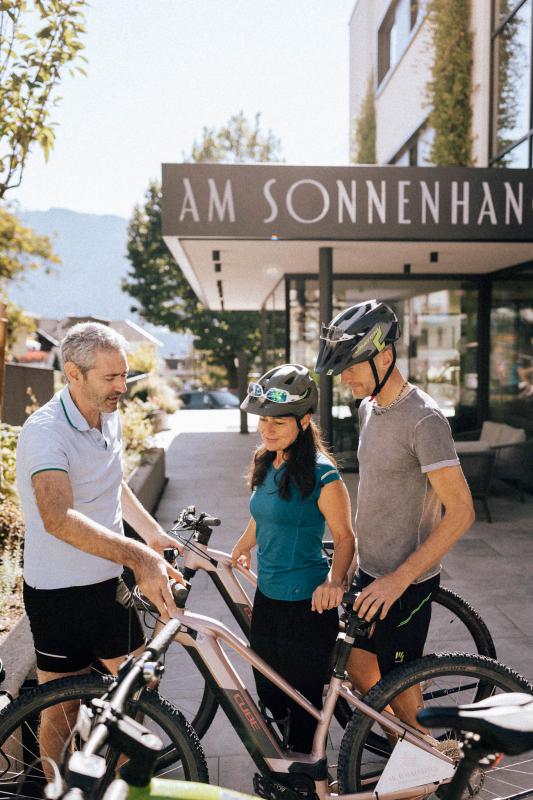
<box><xmin>60</xmin><ymin>322</ymin><xmax>128</xmax><ymax>375</ymax></box>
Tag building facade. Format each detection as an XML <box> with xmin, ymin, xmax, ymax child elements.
<box><xmin>327</xmin><ymin>0</ymin><xmax>533</xmax><ymax>442</ymax></box>
<box><xmin>160</xmin><ymin>1</ymin><xmax>533</xmax><ymax>472</ymax></box>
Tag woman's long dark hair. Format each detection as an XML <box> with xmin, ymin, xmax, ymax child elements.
<box><xmin>248</xmin><ymin>418</ymin><xmax>337</xmax><ymax>500</ymax></box>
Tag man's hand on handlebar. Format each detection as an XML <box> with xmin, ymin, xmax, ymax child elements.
<box><xmin>135</xmin><ymin>550</ymin><xmax>186</xmax><ymax>621</ymax></box>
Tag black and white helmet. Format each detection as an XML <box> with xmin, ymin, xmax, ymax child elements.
<box><xmin>315</xmin><ymin>300</ymin><xmax>400</xmax><ymax>377</ymax></box>
<box><xmin>240</xmin><ymin>364</ymin><xmax>318</xmax><ymax>418</ymax></box>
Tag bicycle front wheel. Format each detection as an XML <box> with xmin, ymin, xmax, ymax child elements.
<box><xmin>338</xmin><ymin>652</ymin><xmax>533</xmax><ymax>798</ymax></box>
<box><xmin>333</xmin><ymin>587</ymin><xmax>496</xmax><ymax>730</ymax></box>
<box><xmin>0</xmin><ymin>674</ymin><xmax>208</xmax><ymax>799</ymax></box>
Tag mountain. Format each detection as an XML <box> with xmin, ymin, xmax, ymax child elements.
<box><xmin>8</xmin><ymin>208</ymin><xmax>190</xmax><ymax>356</ymax></box>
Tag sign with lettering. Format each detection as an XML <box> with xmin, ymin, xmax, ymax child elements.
<box><xmin>161</xmin><ymin>163</ymin><xmax>533</xmax><ymax>242</ymax></box>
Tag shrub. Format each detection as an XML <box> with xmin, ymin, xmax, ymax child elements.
<box><xmin>129</xmin><ymin>377</ymin><xmax>179</xmax><ymax>413</ymax></box>
<box><xmin>127</xmin><ymin>342</ymin><xmax>158</xmax><ymax>374</ymax></box>
<box><xmin>120</xmin><ymin>398</ymin><xmax>157</xmax><ymax>477</ymax></box>
<box><xmin>0</xmin><ymin>535</ymin><xmax>23</xmax><ymax>621</ymax></box>
<box><xmin>0</xmin><ymin>422</ymin><xmax>21</xmax><ymax>501</ymax></box>
<box><xmin>0</xmin><ymin>497</ymin><xmax>25</xmax><ymax>553</ymax></box>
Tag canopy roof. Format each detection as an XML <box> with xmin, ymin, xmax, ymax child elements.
<box><xmin>161</xmin><ymin>163</ymin><xmax>533</xmax><ymax>309</ymax></box>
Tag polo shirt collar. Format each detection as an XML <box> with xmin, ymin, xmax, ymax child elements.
<box><xmin>59</xmin><ymin>385</ymin><xmax>91</xmax><ymax>432</ymax></box>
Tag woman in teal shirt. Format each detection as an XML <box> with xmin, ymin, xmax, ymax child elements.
<box><xmin>231</xmin><ymin>364</ymin><xmax>355</xmax><ymax>754</ymax></box>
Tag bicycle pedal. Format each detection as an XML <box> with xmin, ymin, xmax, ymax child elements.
<box><xmin>253</xmin><ymin>773</ymin><xmax>317</xmax><ymax>800</ymax></box>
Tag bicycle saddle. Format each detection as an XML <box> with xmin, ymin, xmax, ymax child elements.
<box><xmin>418</xmin><ymin>692</ymin><xmax>533</xmax><ymax>755</ymax></box>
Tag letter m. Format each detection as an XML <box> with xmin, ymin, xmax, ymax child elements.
<box><xmin>208</xmin><ymin>179</ymin><xmax>235</xmax><ymax>222</ymax></box>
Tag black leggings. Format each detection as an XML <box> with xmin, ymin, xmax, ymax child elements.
<box><xmin>250</xmin><ymin>588</ymin><xmax>339</xmax><ymax>754</ymax></box>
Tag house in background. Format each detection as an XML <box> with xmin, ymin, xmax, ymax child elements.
<box><xmin>14</xmin><ymin>315</ymin><xmax>164</xmax><ymax>374</ymax></box>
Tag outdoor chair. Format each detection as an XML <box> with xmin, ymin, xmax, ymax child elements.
<box><xmin>456</xmin><ymin>444</ymin><xmax>497</xmax><ymax>523</ymax></box>
<box><xmin>455</xmin><ymin>421</ymin><xmax>532</xmax><ymax>503</ymax></box>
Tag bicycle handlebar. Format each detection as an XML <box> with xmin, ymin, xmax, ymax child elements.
<box><xmin>175</xmin><ymin>505</ymin><xmax>221</xmax><ymax>530</ymax></box>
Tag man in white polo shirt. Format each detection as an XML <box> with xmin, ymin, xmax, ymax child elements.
<box><xmin>17</xmin><ymin>322</ymin><xmax>183</xmax><ymax>684</ymax></box>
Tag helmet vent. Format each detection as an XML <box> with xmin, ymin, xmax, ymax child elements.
<box><xmin>285</xmin><ymin>375</ymin><xmax>296</xmax><ymax>385</ymax></box>
<box><xmin>344</xmin><ymin>308</ymin><xmax>360</xmax><ymax>321</ymax></box>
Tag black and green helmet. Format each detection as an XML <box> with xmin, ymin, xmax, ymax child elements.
<box><xmin>240</xmin><ymin>364</ymin><xmax>318</xmax><ymax>417</ymax></box>
<box><xmin>315</xmin><ymin>300</ymin><xmax>400</xmax><ymax>377</ymax></box>
<box><xmin>315</xmin><ymin>300</ymin><xmax>400</xmax><ymax>398</ymax></box>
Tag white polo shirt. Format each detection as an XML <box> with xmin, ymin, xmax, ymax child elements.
<box><xmin>16</xmin><ymin>385</ymin><xmax>124</xmax><ymax>589</ymax></box>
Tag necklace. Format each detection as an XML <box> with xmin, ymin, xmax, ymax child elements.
<box><xmin>374</xmin><ymin>381</ymin><xmax>410</xmax><ymax>413</ymax></box>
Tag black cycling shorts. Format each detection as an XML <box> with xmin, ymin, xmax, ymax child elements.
<box><xmin>23</xmin><ymin>576</ymin><xmax>146</xmax><ymax>673</ymax></box>
<box><xmin>352</xmin><ymin>569</ymin><xmax>440</xmax><ymax>675</ymax></box>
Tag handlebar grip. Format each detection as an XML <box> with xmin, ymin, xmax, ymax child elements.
<box><xmin>171</xmin><ymin>580</ymin><xmax>190</xmax><ymax>608</ymax></box>
<box><xmin>163</xmin><ymin>548</ymin><xmax>178</xmax><ymax>564</ymax></box>
<box><xmin>201</xmin><ymin>515</ymin><xmax>221</xmax><ymax>527</ymax></box>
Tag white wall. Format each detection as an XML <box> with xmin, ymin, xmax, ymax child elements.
<box><xmin>348</xmin><ymin>0</ymin><xmax>388</xmax><ymax>160</ymax></box>
<box><xmin>348</xmin><ymin>0</ymin><xmax>492</xmax><ymax>167</ymax></box>
<box><xmin>375</xmin><ymin>16</ymin><xmax>434</xmax><ymax>163</ymax></box>
<box><xmin>470</xmin><ymin>0</ymin><xmax>492</xmax><ymax>166</ymax></box>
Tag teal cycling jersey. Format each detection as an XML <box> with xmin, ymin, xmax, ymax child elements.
<box><xmin>250</xmin><ymin>453</ymin><xmax>341</xmax><ymax>601</ymax></box>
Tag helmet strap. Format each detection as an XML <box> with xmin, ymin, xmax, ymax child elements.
<box><xmin>370</xmin><ymin>343</ymin><xmax>397</xmax><ymax>400</ymax></box>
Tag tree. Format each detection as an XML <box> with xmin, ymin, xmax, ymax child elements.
<box><xmin>0</xmin><ymin>204</ymin><xmax>59</xmax><ymax>283</ymax></box>
<box><xmin>0</xmin><ymin>0</ymin><xmax>87</xmax><ymax>198</ymax></box>
<box><xmin>123</xmin><ymin>112</ymin><xmax>283</xmax><ymax>386</ymax></box>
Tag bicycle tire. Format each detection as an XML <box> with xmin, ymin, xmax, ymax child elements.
<box><xmin>0</xmin><ymin>674</ymin><xmax>208</xmax><ymax>799</ymax></box>
<box><xmin>332</xmin><ymin>586</ymin><xmax>497</xmax><ymax>730</ymax></box>
<box><xmin>191</xmin><ymin>683</ymin><xmax>219</xmax><ymax>740</ymax></box>
<box><xmin>337</xmin><ymin>652</ymin><xmax>533</xmax><ymax>796</ymax></box>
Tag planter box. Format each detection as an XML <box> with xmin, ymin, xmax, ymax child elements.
<box><xmin>127</xmin><ymin>447</ymin><xmax>167</xmax><ymax>514</ymax></box>
<box><xmin>0</xmin><ymin>614</ymin><xmax>35</xmax><ymax>699</ymax></box>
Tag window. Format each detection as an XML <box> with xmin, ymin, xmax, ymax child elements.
<box><xmin>378</xmin><ymin>0</ymin><xmax>427</xmax><ymax>85</ymax></box>
<box><xmin>390</xmin><ymin>123</ymin><xmax>434</xmax><ymax>165</ymax></box>
<box><xmin>490</xmin><ymin>270</ymin><xmax>533</xmax><ymax>433</ymax></box>
<box><xmin>491</xmin><ymin>0</ymin><xmax>533</xmax><ymax>166</ymax></box>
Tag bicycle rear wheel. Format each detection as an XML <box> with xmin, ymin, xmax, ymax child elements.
<box><xmin>0</xmin><ymin>674</ymin><xmax>208</xmax><ymax>799</ymax></box>
<box><xmin>337</xmin><ymin>652</ymin><xmax>533</xmax><ymax>798</ymax></box>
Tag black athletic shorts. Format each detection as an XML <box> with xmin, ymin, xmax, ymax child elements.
<box><xmin>23</xmin><ymin>576</ymin><xmax>146</xmax><ymax>673</ymax></box>
<box><xmin>352</xmin><ymin>569</ymin><xmax>440</xmax><ymax>675</ymax></box>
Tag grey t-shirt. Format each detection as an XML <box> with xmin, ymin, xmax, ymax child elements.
<box><xmin>355</xmin><ymin>385</ymin><xmax>459</xmax><ymax>583</ymax></box>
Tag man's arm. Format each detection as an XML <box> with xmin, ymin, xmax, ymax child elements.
<box><xmin>121</xmin><ymin>480</ymin><xmax>183</xmax><ymax>555</ymax></box>
<box><xmin>32</xmin><ymin>471</ymin><xmax>183</xmax><ymax>620</ymax></box>
<box><xmin>355</xmin><ymin>464</ymin><xmax>474</xmax><ymax>620</ymax></box>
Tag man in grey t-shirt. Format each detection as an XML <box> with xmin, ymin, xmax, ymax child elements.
<box><xmin>316</xmin><ymin>299</ymin><xmax>474</xmax><ymax>729</ymax></box>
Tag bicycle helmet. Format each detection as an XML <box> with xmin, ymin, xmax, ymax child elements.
<box><xmin>240</xmin><ymin>364</ymin><xmax>318</xmax><ymax>418</ymax></box>
<box><xmin>315</xmin><ymin>299</ymin><xmax>400</xmax><ymax>397</ymax></box>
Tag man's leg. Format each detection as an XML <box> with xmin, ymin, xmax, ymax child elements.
<box><xmin>350</xmin><ymin>575</ymin><xmax>439</xmax><ymax>731</ymax></box>
<box><xmin>36</xmin><ymin>666</ymin><xmax>91</xmax><ymax>779</ymax></box>
<box><xmin>347</xmin><ymin>648</ymin><xmax>381</xmax><ymax>696</ymax></box>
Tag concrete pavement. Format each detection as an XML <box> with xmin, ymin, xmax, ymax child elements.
<box><xmin>153</xmin><ymin>410</ymin><xmax>533</xmax><ymax>791</ymax></box>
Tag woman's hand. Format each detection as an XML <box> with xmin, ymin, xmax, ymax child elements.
<box><xmin>311</xmin><ymin>578</ymin><xmax>345</xmax><ymax>613</ymax></box>
<box><xmin>231</xmin><ymin>543</ymin><xmax>252</xmax><ymax>570</ymax></box>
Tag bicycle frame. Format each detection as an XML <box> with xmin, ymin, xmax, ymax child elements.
<box><xmin>156</xmin><ymin>604</ymin><xmax>456</xmax><ymax>800</ymax></box>
<box><xmin>181</xmin><ymin>541</ymin><xmax>255</xmax><ymax>637</ymax></box>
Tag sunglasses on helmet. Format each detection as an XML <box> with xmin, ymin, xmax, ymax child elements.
<box><xmin>320</xmin><ymin>322</ymin><xmax>356</xmax><ymax>343</ymax></box>
<box><xmin>247</xmin><ymin>382</ymin><xmax>309</xmax><ymax>404</ymax></box>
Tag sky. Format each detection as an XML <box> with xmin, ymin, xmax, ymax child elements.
<box><xmin>11</xmin><ymin>0</ymin><xmax>356</xmax><ymax>220</ymax></box>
